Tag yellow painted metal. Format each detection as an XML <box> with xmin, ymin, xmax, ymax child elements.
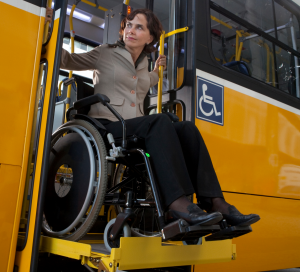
<box><xmin>38</xmin><ymin>235</ymin><xmax>235</xmax><ymax>272</ymax></box>
<box><xmin>157</xmin><ymin>27</ymin><xmax>189</xmax><ymax>113</ymax></box>
<box><xmin>123</xmin><ymin>0</ymin><xmax>130</xmax><ymax>5</ymax></box>
<box><xmin>0</xmin><ymin>165</ymin><xmax>22</xmax><ymax>272</ymax></box>
<box><xmin>210</xmin><ymin>15</ymin><xmax>233</xmax><ymax>29</ymax></box>
<box><xmin>194</xmin><ymin>193</ymin><xmax>300</xmax><ymax>271</ymax></box>
<box><xmin>195</xmin><ymin>82</ymin><xmax>300</xmax><ymax>200</ymax></box>
<box><xmin>164</xmin><ymin>26</ymin><xmax>189</xmax><ymax>38</ymax></box>
<box><xmin>58</xmin><ymin>80</ymin><xmax>63</xmax><ymax>96</ymax></box>
<box><xmin>81</xmin><ymin>0</ymin><xmax>108</xmax><ymax>11</ymax></box>
<box><xmin>0</xmin><ymin>1</ymin><xmax>46</xmax><ymax>271</ymax></box>
<box><xmin>14</xmin><ymin>11</ymin><xmax>61</xmax><ymax>272</ymax></box>
<box><xmin>235</xmin><ymin>30</ymin><xmax>243</xmax><ymax>61</ymax></box>
<box><xmin>269</xmin><ymin>51</ymin><xmax>276</xmax><ymax>87</ymax></box>
<box><xmin>157</xmin><ymin>30</ymin><xmax>165</xmax><ymax>113</ymax></box>
<box><xmin>101</xmin><ymin>237</ymin><xmax>235</xmax><ymax>271</ymax></box>
<box><xmin>40</xmin><ymin>236</ymin><xmax>92</xmax><ymax>260</ymax></box>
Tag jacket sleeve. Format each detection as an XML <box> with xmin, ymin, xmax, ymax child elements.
<box><xmin>149</xmin><ymin>71</ymin><xmax>159</xmax><ymax>87</ymax></box>
<box><xmin>60</xmin><ymin>46</ymin><xmax>102</xmax><ymax>71</ymax></box>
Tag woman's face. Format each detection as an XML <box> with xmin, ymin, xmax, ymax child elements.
<box><xmin>123</xmin><ymin>14</ymin><xmax>153</xmax><ymax>51</ymax></box>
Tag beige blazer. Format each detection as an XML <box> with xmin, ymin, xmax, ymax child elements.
<box><xmin>60</xmin><ymin>44</ymin><xmax>159</xmax><ymax>121</ymax></box>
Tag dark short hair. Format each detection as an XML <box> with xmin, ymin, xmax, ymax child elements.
<box><xmin>119</xmin><ymin>9</ymin><xmax>163</xmax><ymax>53</ymax></box>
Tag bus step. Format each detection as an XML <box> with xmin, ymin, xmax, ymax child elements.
<box><xmin>205</xmin><ymin>223</ymin><xmax>252</xmax><ymax>242</ymax></box>
<box><xmin>162</xmin><ymin>219</ymin><xmax>220</xmax><ymax>241</ymax></box>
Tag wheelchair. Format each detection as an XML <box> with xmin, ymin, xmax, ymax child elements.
<box><xmin>42</xmin><ymin>77</ymin><xmax>252</xmax><ymax>252</ymax></box>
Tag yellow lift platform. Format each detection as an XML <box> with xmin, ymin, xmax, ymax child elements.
<box><xmin>40</xmin><ymin>235</ymin><xmax>236</xmax><ymax>271</ymax></box>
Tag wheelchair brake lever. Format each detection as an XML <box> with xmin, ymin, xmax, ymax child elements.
<box><xmin>106</xmin><ymin>133</ymin><xmax>125</xmax><ymax>161</ymax></box>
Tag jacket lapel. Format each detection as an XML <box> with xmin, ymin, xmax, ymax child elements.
<box><xmin>136</xmin><ymin>57</ymin><xmax>147</xmax><ymax>71</ymax></box>
<box><xmin>113</xmin><ymin>46</ymin><xmax>135</xmax><ymax>67</ymax></box>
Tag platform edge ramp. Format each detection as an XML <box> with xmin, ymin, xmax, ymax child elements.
<box><xmin>40</xmin><ymin>236</ymin><xmax>92</xmax><ymax>260</ymax></box>
<box><xmin>103</xmin><ymin>237</ymin><xmax>236</xmax><ymax>271</ymax></box>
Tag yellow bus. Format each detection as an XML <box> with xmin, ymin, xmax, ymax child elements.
<box><xmin>1</xmin><ymin>0</ymin><xmax>300</xmax><ymax>271</ymax></box>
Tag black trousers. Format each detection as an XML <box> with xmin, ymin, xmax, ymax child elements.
<box><xmin>99</xmin><ymin>114</ymin><xmax>223</xmax><ymax>207</ymax></box>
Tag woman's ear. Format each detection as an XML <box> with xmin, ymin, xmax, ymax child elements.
<box><xmin>147</xmin><ymin>35</ymin><xmax>154</xmax><ymax>45</ymax></box>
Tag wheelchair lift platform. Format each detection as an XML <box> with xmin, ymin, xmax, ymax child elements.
<box><xmin>40</xmin><ymin>235</ymin><xmax>236</xmax><ymax>271</ymax></box>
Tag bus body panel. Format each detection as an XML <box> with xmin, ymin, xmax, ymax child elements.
<box><xmin>195</xmin><ymin>69</ymin><xmax>300</xmax><ymax>271</ymax></box>
<box><xmin>14</xmin><ymin>8</ymin><xmax>63</xmax><ymax>271</ymax></box>
<box><xmin>196</xmin><ymin>69</ymin><xmax>300</xmax><ymax>200</ymax></box>
<box><xmin>0</xmin><ymin>165</ymin><xmax>22</xmax><ymax>272</ymax></box>
<box><xmin>195</xmin><ymin>192</ymin><xmax>300</xmax><ymax>271</ymax></box>
<box><xmin>0</xmin><ymin>1</ymin><xmax>45</xmax><ymax>272</ymax></box>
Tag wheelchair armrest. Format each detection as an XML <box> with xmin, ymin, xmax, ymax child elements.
<box><xmin>163</xmin><ymin>112</ymin><xmax>180</xmax><ymax>122</ymax></box>
<box><xmin>74</xmin><ymin>93</ymin><xmax>127</xmax><ymax>149</ymax></box>
<box><xmin>73</xmin><ymin>93</ymin><xmax>110</xmax><ymax>111</ymax></box>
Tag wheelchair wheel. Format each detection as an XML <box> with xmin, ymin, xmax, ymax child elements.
<box><xmin>112</xmin><ymin>164</ymin><xmax>161</xmax><ymax>238</ymax></box>
<box><xmin>104</xmin><ymin>218</ymin><xmax>131</xmax><ymax>252</ymax></box>
<box><xmin>42</xmin><ymin>119</ymin><xmax>107</xmax><ymax>241</ymax></box>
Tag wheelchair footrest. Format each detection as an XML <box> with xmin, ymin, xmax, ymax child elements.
<box><xmin>205</xmin><ymin>225</ymin><xmax>252</xmax><ymax>241</ymax></box>
<box><xmin>162</xmin><ymin>219</ymin><xmax>220</xmax><ymax>241</ymax></box>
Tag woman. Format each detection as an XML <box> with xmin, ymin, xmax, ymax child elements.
<box><xmin>61</xmin><ymin>9</ymin><xmax>260</xmax><ymax>227</ymax></box>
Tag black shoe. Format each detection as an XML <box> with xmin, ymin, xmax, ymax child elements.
<box><xmin>167</xmin><ymin>204</ymin><xmax>223</xmax><ymax>226</ymax></box>
<box><xmin>222</xmin><ymin>205</ymin><xmax>260</xmax><ymax>227</ymax></box>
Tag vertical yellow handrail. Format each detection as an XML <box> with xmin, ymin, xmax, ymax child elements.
<box><xmin>42</xmin><ymin>0</ymin><xmax>52</xmax><ymax>44</ymax></box>
<box><xmin>65</xmin><ymin>4</ymin><xmax>76</xmax><ymax>121</ymax></box>
<box><xmin>157</xmin><ymin>30</ymin><xmax>165</xmax><ymax>114</ymax></box>
<box><xmin>156</xmin><ymin>27</ymin><xmax>189</xmax><ymax>113</ymax></box>
<box><xmin>262</xmin><ymin>42</ymin><xmax>270</xmax><ymax>84</ymax></box>
<box><xmin>235</xmin><ymin>30</ymin><xmax>243</xmax><ymax>61</ymax></box>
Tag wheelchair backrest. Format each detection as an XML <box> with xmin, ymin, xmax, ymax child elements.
<box><xmin>76</xmin><ymin>77</ymin><xmax>95</xmax><ymax>115</ymax></box>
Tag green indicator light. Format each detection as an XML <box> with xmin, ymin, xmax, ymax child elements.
<box><xmin>146</xmin><ymin>153</ymin><xmax>150</xmax><ymax>157</ymax></box>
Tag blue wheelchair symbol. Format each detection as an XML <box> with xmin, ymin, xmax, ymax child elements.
<box><xmin>196</xmin><ymin>77</ymin><xmax>224</xmax><ymax>126</ymax></box>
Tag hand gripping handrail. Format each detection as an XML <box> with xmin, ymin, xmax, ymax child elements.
<box><xmin>157</xmin><ymin>26</ymin><xmax>189</xmax><ymax>113</ymax></box>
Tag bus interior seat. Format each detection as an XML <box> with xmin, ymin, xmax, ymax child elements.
<box><xmin>223</xmin><ymin>61</ymin><xmax>251</xmax><ymax>76</ymax></box>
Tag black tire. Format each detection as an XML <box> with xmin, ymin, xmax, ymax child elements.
<box><xmin>104</xmin><ymin>218</ymin><xmax>131</xmax><ymax>252</ymax></box>
<box><xmin>43</xmin><ymin>119</ymin><xmax>107</xmax><ymax>241</ymax></box>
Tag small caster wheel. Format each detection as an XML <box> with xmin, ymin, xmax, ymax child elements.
<box><xmin>183</xmin><ymin>237</ymin><xmax>202</xmax><ymax>245</ymax></box>
<box><xmin>104</xmin><ymin>218</ymin><xmax>131</xmax><ymax>252</ymax></box>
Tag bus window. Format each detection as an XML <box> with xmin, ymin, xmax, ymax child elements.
<box><xmin>210</xmin><ymin>0</ymin><xmax>300</xmax><ymax>98</ymax></box>
<box><xmin>276</xmin><ymin>46</ymin><xmax>299</xmax><ymax>95</ymax></box>
<box><xmin>275</xmin><ymin>1</ymin><xmax>300</xmax><ymax>51</ymax></box>
<box><xmin>17</xmin><ymin>61</ymin><xmax>48</xmax><ymax>250</ymax></box>
<box><xmin>151</xmin><ymin>0</ymin><xmax>187</xmax><ymax>94</ymax></box>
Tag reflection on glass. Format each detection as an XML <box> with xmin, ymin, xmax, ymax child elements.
<box><xmin>275</xmin><ymin>2</ymin><xmax>300</xmax><ymax>51</ymax></box>
<box><xmin>17</xmin><ymin>62</ymin><xmax>47</xmax><ymax>250</ymax></box>
<box><xmin>211</xmin><ymin>0</ymin><xmax>276</xmax><ymax>36</ymax></box>
<box><xmin>275</xmin><ymin>46</ymin><xmax>300</xmax><ymax>96</ymax></box>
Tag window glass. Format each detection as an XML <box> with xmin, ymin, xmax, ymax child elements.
<box><xmin>62</xmin><ymin>37</ymin><xmax>96</xmax><ymax>79</ymax></box>
<box><xmin>276</xmin><ymin>46</ymin><xmax>300</xmax><ymax>96</ymax></box>
<box><xmin>151</xmin><ymin>0</ymin><xmax>187</xmax><ymax>94</ymax></box>
<box><xmin>210</xmin><ymin>0</ymin><xmax>300</xmax><ymax>98</ymax></box>
<box><xmin>18</xmin><ymin>62</ymin><xmax>47</xmax><ymax>250</ymax></box>
<box><xmin>212</xmin><ymin>0</ymin><xmax>276</xmax><ymax>36</ymax></box>
<box><xmin>274</xmin><ymin>2</ymin><xmax>300</xmax><ymax>51</ymax></box>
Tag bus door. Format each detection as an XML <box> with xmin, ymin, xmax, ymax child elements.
<box><xmin>145</xmin><ymin>0</ymin><xmax>194</xmax><ymax>122</ymax></box>
<box><xmin>0</xmin><ymin>1</ymin><xmax>68</xmax><ymax>272</ymax></box>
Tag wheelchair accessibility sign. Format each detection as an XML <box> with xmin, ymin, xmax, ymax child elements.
<box><xmin>196</xmin><ymin>77</ymin><xmax>224</xmax><ymax>126</ymax></box>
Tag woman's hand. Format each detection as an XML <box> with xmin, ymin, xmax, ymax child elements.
<box><xmin>45</xmin><ymin>7</ymin><xmax>53</xmax><ymax>25</ymax></box>
<box><xmin>153</xmin><ymin>55</ymin><xmax>167</xmax><ymax>74</ymax></box>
